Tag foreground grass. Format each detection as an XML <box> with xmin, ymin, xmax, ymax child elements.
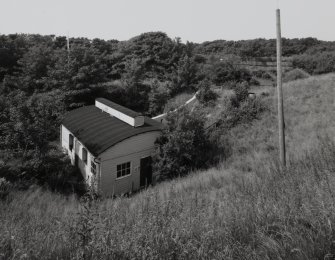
<box><xmin>1</xmin><ymin>139</ymin><xmax>335</xmax><ymax>259</ymax></box>
<box><xmin>1</xmin><ymin>74</ymin><xmax>335</xmax><ymax>259</ymax></box>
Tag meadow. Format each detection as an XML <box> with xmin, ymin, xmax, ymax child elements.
<box><xmin>1</xmin><ymin>74</ymin><xmax>335</xmax><ymax>259</ymax></box>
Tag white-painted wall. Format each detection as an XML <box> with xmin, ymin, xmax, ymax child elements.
<box><xmin>99</xmin><ymin>131</ymin><xmax>161</xmax><ymax>196</ymax></box>
<box><xmin>61</xmin><ymin>125</ymin><xmax>98</xmax><ymax>189</ymax></box>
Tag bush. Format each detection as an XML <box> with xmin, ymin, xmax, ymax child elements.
<box><xmin>147</xmin><ymin>79</ymin><xmax>171</xmax><ymax>116</ymax></box>
<box><xmin>249</xmin><ymin>77</ymin><xmax>260</xmax><ymax>86</ymax></box>
<box><xmin>153</xmin><ymin>108</ymin><xmax>214</xmax><ymax>180</ymax></box>
<box><xmin>38</xmin><ymin>149</ymin><xmax>86</xmax><ymax>195</ymax></box>
<box><xmin>225</xmin><ymin>98</ymin><xmax>266</xmax><ymax>128</ymax></box>
<box><xmin>252</xmin><ymin>70</ymin><xmax>274</xmax><ymax>80</ymax></box>
<box><xmin>0</xmin><ymin>177</ymin><xmax>12</xmax><ymax>200</ymax></box>
<box><xmin>213</xmin><ymin>98</ymin><xmax>266</xmax><ymax>134</ymax></box>
<box><xmin>230</xmin><ymin>81</ymin><xmax>250</xmax><ymax>107</ymax></box>
<box><xmin>196</xmin><ymin>79</ymin><xmax>218</xmax><ymax>106</ymax></box>
<box><xmin>283</xmin><ymin>68</ymin><xmax>309</xmax><ymax>82</ymax></box>
<box><xmin>208</xmin><ymin>60</ymin><xmax>252</xmax><ymax>86</ymax></box>
<box><xmin>211</xmin><ymin>90</ymin><xmax>267</xmax><ymax>133</ymax></box>
<box><xmin>293</xmin><ymin>51</ymin><xmax>335</xmax><ymax>74</ymax></box>
<box><xmin>0</xmin><ymin>148</ymin><xmax>85</xmax><ymax>195</ymax></box>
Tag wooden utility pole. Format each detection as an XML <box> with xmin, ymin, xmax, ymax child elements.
<box><xmin>276</xmin><ymin>9</ymin><xmax>286</xmax><ymax>166</ymax></box>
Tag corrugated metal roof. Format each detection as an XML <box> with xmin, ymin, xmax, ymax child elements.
<box><xmin>96</xmin><ymin>98</ymin><xmax>141</xmax><ymax>118</ymax></box>
<box><xmin>62</xmin><ymin>106</ymin><xmax>161</xmax><ymax>156</ymax></box>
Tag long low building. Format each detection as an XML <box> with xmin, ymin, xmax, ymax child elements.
<box><xmin>60</xmin><ymin>98</ymin><xmax>162</xmax><ymax>196</ymax></box>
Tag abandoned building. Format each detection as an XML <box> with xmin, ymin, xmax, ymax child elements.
<box><xmin>60</xmin><ymin>98</ymin><xmax>162</xmax><ymax>196</ymax></box>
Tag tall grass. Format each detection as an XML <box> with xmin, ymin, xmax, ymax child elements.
<box><xmin>224</xmin><ymin>73</ymin><xmax>335</xmax><ymax>170</ymax></box>
<box><xmin>0</xmin><ymin>74</ymin><xmax>335</xmax><ymax>259</ymax></box>
<box><xmin>1</xmin><ymin>138</ymin><xmax>334</xmax><ymax>259</ymax></box>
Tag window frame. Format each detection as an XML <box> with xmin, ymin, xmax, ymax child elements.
<box><xmin>116</xmin><ymin>162</ymin><xmax>131</xmax><ymax>180</ymax></box>
<box><xmin>91</xmin><ymin>161</ymin><xmax>97</xmax><ymax>175</ymax></box>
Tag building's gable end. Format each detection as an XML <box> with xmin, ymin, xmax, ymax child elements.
<box><xmin>99</xmin><ymin>131</ymin><xmax>161</xmax><ymax>196</ymax></box>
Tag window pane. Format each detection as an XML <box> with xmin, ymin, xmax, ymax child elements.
<box><xmin>116</xmin><ymin>162</ymin><xmax>131</xmax><ymax>178</ymax></box>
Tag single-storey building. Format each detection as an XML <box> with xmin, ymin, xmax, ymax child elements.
<box><xmin>60</xmin><ymin>98</ymin><xmax>162</xmax><ymax>196</ymax></box>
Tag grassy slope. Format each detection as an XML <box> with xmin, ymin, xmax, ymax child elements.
<box><xmin>224</xmin><ymin>73</ymin><xmax>335</xmax><ymax>170</ymax></box>
<box><xmin>1</xmin><ymin>74</ymin><xmax>335</xmax><ymax>259</ymax></box>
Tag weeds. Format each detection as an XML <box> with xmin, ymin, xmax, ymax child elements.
<box><xmin>0</xmin><ymin>178</ymin><xmax>11</xmax><ymax>201</ymax></box>
<box><xmin>0</xmin><ymin>74</ymin><xmax>334</xmax><ymax>259</ymax></box>
<box><xmin>1</xmin><ymin>139</ymin><xmax>334</xmax><ymax>259</ymax></box>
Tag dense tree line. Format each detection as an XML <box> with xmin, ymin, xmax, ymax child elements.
<box><xmin>195</xmin><ymin>37</ymin><xmax>335</xmax><ymax>74</ymax></box>
<box><xmin>1</xmin><ymin>32</ymin><xmax>334</xmax><ymax>191</ymax></box>
<box><xmin>0</xmin><ymin>32</ymin><xmax>252</xmax><ymax>191</ymax></box>
<box><xmin>195</xmin><ymin>37</ymin><xmax>335</xmax><ymax>58</ymax></box>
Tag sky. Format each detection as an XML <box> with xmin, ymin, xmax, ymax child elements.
<box><xmin>0</xmin><ymin>0</ymin><xmax>334</xmax><ymax>43</ymax></box>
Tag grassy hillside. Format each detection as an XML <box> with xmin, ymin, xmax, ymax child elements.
<box><xmin>1</xmin><ymin>74</ymin><xmax>335</xmax><ymax>259</ymax></box>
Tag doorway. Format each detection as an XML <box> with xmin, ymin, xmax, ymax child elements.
<box><xmin>75</xmin><ymin>154</ymin><xmax>79</xmax><ymax>167</ymax></box>
<box><xmin>140</xmin><ymin>156</ymin><xmax>152</xmax><ymax>187</ymax></box>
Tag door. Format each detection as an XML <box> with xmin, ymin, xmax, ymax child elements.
<box><xmin>140</xmin><ymin>156</ymin><xmax>152</xmax><ymax>187</ymax></box>
<box><xmin>75</xmin><ymin>154</ymin><xmax>79</xmax><ymax>167</ymax></box>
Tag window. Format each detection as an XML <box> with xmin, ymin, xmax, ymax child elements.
<box><xmin>82</xmin><ymin>148</ymin><xmax>88</xmax><ymax>164</ymax></box>
<box><xmin>69</xmin><ymin>134</ymin><xmax>74</xmax><ymax>151</ymax></box>
<box><xmin>91</xmin><ymin>161</ymin><xmax>97</xmax><ymax>175</ymax></box>
<box><xmin>116</xmin><ymin>162</ymin><xmax>131</xmax><ymax>178</ymax></box>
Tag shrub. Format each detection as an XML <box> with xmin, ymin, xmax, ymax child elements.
<box><xmin>196</xmin><ymin>79</ymin><xmax>218</xmax><ymax>106</ymax></box>
<box><xmin>249</xmin><ymin>77</ymin><xmax>260</xmax><ymax>86</ymax></box>
<box><xmin>153</xmin><ymin>108</ymin><xmax>214</xmax><ymax>180</ymax></box>
<box><xmin>211</xmin><ymin>92</ymin><xmax>267</xmax><ymax>133</ymax></box>
<box><xmin>0</xmin><ymin>177</ymin><xmax>11</xmax><ymax>200</ymax></box>
<box><xmin>0</xmin><ymin>163</ymin><xmax>21</xmax><ymax>183</ymax></box>
<box><xmin>36</xmin><ymin>149</ymin><xmax>86</xmax><ymax>194</ymax></box>
<box><xmin>147</xmin><ymin>79</ymin><xmax>171</xmax><ymax>116</ymax></box>
<box><xmin>225</xmin><ymin>98</ymin><xmax>266</xmax><ymax>128</ymax></box>
<box><xmin>0</xmin><ymin>148</ymin><xmax>85</xmax><ymax>195</ymax></box>
<box><xmin>230</xmin><ymin>81</ymin><xmax>250</xmax><ymax>107</ymax></box>
<box><xmin>170</xmin><ymin>55</ymin><xmax>199</xmax><ymax>96</ymax></box>
<box><xmin>212</xmin><ymin>62</ymin><xmax>252</xmax><ymax>86</ymax></box>
<box><xmin>293</xmin><ymin>51</ymin><xmax>335</xmax><ymax>74</ymax></box>
<box><xmin>252</xmin><ymin>70</ymin><xmax>274</xmax><ymax>80</ymax></box>
<box><xmin>283</xmin><ymin>68</ymin><xmax>309</xmax><ymax>82</ymax></box>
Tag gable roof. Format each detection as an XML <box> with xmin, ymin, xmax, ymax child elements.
<box><xmin>62</xmin><ymin>106</ymin><xmax>162</xmax><ymax>156</ymax></box>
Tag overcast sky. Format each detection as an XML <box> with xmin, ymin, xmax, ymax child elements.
<box><xmin>0</xmin><ymin>0</ymin><xmax>334</xmax><ymax>43</ymax></box>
